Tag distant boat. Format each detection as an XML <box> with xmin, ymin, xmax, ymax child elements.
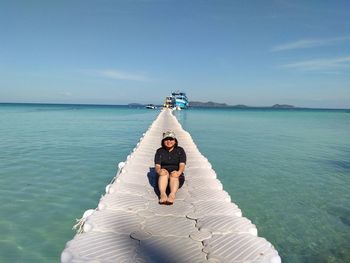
<box><xmin>145</xmin><ymin>104</ymin><xmax>157</xmax><ymax>109</ymax></box>
<box><xmin>163</xmin><ymin>96</ymin><xmax>173</xmax><ymax>108</ymax></box>
<box><xmin>171</xmin><ymin>91</ymin><xmax>189</xmax><ymax>109</ymax></box>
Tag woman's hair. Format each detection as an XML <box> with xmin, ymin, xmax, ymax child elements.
<box><xmin>161</xmin><ymin>138</ymin><xmax>178</xmax><ymax>148</ymax></box>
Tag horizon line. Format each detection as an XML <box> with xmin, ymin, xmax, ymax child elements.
<box><xmin>0</xmin><ymin>101</ymin><xmax>349</xmax><ymax>110</ymax></box>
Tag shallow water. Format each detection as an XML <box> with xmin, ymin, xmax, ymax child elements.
<box><xmin>0</xmin><ymin>104</ymin><xmax>349</xmax><ymax>262</ymax></box>
<box><xmin>176</xmin><ymin>108</ymin><xmax>350</xmax><ymax>263</ymax></box>
<box><xmin>0</xmin><ymin>104</ymin><xmax>158</xmax><ymax>262</ymax></box>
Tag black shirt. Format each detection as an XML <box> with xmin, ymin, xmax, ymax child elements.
<box><xmin>154</xmin><ymin>146</ymin><xmax>186</xmax><ymax>173</ymax></box>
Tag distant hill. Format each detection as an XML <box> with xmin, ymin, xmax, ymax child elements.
<box><xmin>231</xmin><ymin>104</ymin><xmax>250</xmax><ymax>108</ymax></box>
<box><xmin>128</xmin><ymin>101</ymin><xmax>297</xmax><ymax>109</ymax></box>
<box><xmin>189</xmin><ymin>101</ymin><xmax>229</xmax><ymax>107</ymax></box>
<box><xmin>189</xmin><ymin>101</ymin><xmax>296</xmax><ymax>109</ymax></box>
<box><xmin>271</xmin><ymin>104</ymin><xmax>295</xmax><ymax>109</ymax></box>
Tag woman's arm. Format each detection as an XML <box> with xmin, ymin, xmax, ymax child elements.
<box><xmin>171</xmin><ymin>162</ymin><xmax>185</xmax><ymax>177</ymax></box>
<box><xmin>155</xmin><ymin>164</ymin><xmax>162</xmax><ymax>174</ymax></box>
<box><xmin>178</xmin><ymin>162</ymin><xmax>185</xmax><ymax>174</ymax></box>
<box><xmin>155</xmin><ymin>164</ymin><xmax>169</xmax><ymax>176</ymax></box>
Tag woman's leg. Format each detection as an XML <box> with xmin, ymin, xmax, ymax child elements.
<box><xmin>158</xmin><ymin>169</ymin><xmax>169</xmax><ymax>203</ymax></box>
<box><xmin>168</xmin><ymin>172</ymin><xmax>180</xmax><ymax>204</ymax></box>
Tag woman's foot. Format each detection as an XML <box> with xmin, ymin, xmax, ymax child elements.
<box><xmin>167</xmin><ymin>193</ymin><xmax>176</xmax><ymax>205</ymax></box>
<box><xmin>159</xmin><ymin>193</ymin><xmax>168</xmax><ymax>205</ymax></box>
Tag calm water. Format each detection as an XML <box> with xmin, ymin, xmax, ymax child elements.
<box><xmin>0</xmin><ymin>104</ymin><xmax>349</xmax><ymax>263</ymax></box>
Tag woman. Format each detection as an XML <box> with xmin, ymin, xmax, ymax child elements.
<box><xmin>154</xmin><ymin>131</ymin><xmax>186</xmax><ymax>205</ymax></box>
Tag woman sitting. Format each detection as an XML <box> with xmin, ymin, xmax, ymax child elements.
<box><xmin>154</xmin><ymin>131</ymin><xmax>186</xmax><ymax>205</ymax></box>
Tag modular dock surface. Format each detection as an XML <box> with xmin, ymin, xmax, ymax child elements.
<box><xmin>61</xmin><ymin>109</ymin><xmax>281</xmax><ymax>263</ymax></box>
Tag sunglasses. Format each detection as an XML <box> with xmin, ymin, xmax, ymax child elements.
<box><xmin>164</xmin><ymin>137</ymin><xmax>175</xmax><ymax>141</ymax></box>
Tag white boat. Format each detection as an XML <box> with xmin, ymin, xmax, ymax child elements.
<box><xmin>163</xmin><ymin>96</ymin><xmax>173</xmax><ymax>108</ymax></box>
<box><xmin>145</xmin><ymin>104</ymin><xmax>157</xmax><ymax>109</ymax></box>
<box><xmin>171</xmin><ymin>91</ymin><xmax>189</xmax><ymax>109</ymax></box>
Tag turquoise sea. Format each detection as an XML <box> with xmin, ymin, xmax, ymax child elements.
<box><xmin>0</xmin><ymin>103</ymin><xmax>349</xmax><ymax>263</ymax></box>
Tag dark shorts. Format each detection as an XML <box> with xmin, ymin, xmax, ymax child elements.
<box><xmin>164</xmin><ymin>167</ymin><xmax>178</xmax><ymax>174</ymax></box>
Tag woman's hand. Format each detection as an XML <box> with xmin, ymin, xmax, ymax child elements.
<box><xmin>155</xmin><ymin>164</ymin><xmax>166</xmax><ymax>176</ymax></box>
<box><xmin>170</xmin><ymin>171</ymin><xmax>181</xmax><ymax>178</ymax></box>
<box><xmin>159</xmin><ymin>168</ymin><xmax>169</xmax><ymax>177</ymax></box>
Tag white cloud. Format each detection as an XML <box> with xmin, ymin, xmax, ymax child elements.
<box><xmin>271</xmin><ymin>36</ymin><xmax>350</xmax><ymax>51</ymax></box>
<box><xmin>96</xmin><ymin>69</ymin><xmax>149</xmax><ymax>81</ymax></box>
<box><xmin>281</xmin><ymin>56</ymin><xmax>350</xmax><ymax>71</ymax></box>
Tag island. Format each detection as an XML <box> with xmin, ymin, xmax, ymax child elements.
<box><xmin>189</xmin><ymin>101</ymin><xmax>296</xmax><ymax>109</ymax></box>
<box><xmin>271</xmin><ymin>104</ymin><xmax>295</xmax><ymax>109</ymax></box>
<box><xmin>127</xmin><ymin>101</ymin><xmax>297</xmax><ymax>109</ymax></box>
<box><xmin>189</xmin><ymin>101</ymin><xmax>229</xmax><ymax>107</ymax></box>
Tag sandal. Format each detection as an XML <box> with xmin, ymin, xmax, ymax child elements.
<box><xmin>166</xmin><ymin>193</ymin><xmax>176</xmax><ymax>205</ymax></box>
<box><xmin>159</xmin><ymin>193</ymin><xmax>168</xmax><ymax>205</ymax></box>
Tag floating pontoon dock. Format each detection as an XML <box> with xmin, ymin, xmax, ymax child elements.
<box><xmin>61</xmin><ymin>109</ymin><xmax>281</xmax><ymax>263</ymax></box>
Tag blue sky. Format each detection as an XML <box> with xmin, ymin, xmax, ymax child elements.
<box><xmin>0</xmin><ymin>0</ymin><xmax>349</xmax><ymax>108</ymax></box>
